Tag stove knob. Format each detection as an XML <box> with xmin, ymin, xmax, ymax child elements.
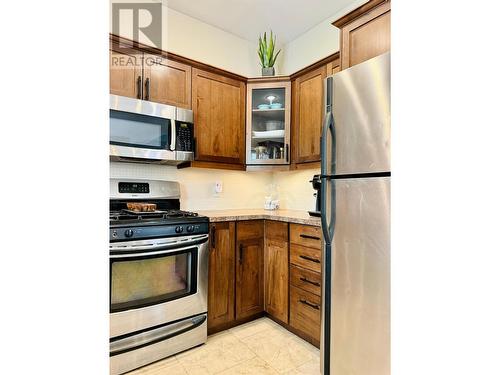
<box><xmin>186</xmin><ymin>225</ymin><xmax>194</xmax><ymax>233</ymax></box>
<box><xmin>175</xmin><ymin>226</ymin><xmax>184</xmax><ymax>234</ymax></box>
<box><xmin>124</xmin><ymin>229</ymin><xmax>134</xmax><ymax>238</ymax></box>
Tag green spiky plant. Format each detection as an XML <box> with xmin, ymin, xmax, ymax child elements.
<box><xmin>258</xmin><ymin>31</ymin><xmax>281</xmax><ymax>68</ymax></box>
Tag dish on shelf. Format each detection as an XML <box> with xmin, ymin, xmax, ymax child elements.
<box><xmin>257</xmin><ymin>104</ymin><xmax>270</xmax><ymax>110</ymax></box>
<box><xmin>265</xmin><ymin>120</ymin><xmax>283</xmax><ymax>130</ymax></box>
<box><xmin>252</xmin><ymin>129</ymin><xmax>285</xmax><ymax>138</ymax></box>
<box><xmin>270</xmin><ymin>103</ymin><xmax>282</xmax><ymax>109</ymax></box>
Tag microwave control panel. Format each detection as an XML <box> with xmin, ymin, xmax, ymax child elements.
<box><xmin>175</xmin><ymin>122</ymin><xmax>194</xmax><ymax>152</ymax></box>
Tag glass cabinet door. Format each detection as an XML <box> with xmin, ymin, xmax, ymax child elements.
<box><xmin>246</xmin><ymin>81</ymin><xmax>291</xmax><ymax>165</ymax></box>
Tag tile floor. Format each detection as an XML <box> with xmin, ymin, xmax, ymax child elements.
<box><xmin>128</xmin><ymin>317</ymin><xmax>320</xmax><ymax>375</ymax></box>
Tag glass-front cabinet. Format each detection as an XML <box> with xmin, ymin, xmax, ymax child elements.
<box><xmin>246</xmin><ymin>80</ymin><xmax>291</xmax><ymax>166</ymax></box>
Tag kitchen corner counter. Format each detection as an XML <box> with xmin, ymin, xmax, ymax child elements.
<box><xmin>197</xmin><ymin>209</ymin><xmax>321</xmax><ymax>227</ymax></box>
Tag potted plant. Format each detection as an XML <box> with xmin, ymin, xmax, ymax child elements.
<box><xmin>258</xmin><ymin>31</ymin><xmax>281</xmax><ymax>76</ymax></box>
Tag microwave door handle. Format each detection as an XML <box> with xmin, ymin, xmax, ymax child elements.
<box><xmin>170</xmin><ymin>121</ymin><xmax>176</xmax><ymax>151</ymax></box>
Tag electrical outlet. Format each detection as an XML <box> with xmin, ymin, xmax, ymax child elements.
<box><xmin>215</xmin><ymin>181</ymin><xmax>223</xmax><ymax>194</ymax></box>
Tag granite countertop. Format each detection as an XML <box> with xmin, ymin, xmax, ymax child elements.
<box><xmin>197</xmin><ymin>208</ymin><xmax>321</xmax><ymax>227</ymax></box>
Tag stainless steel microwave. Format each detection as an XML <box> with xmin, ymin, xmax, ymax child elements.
<box><xmin>109</xmin><ymin>95</ymin><xmax>194</xmax><ymax>165</ymax></box>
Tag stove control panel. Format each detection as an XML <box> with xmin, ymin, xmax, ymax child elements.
<box><xmin>118</xmin><ymin>182</ymin><xmax>150</xmax><ymax>194</ymax></box>
<box><xmin>110</xmin><ymin>222</ymin><xmax>209</xmax><ymax>242</ymax></box>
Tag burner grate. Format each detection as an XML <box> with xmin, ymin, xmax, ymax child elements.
<box><xmin>109</xmin><ymin>209</ymin><xmax>199</xmax><ymax>222</ymax></box>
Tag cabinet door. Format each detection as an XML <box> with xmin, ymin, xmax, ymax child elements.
<box><xmin>192</xmin><ymin>69</ymin><xmax>246</xmax><ymax>165</ymax></box>
<box><xmin>236</xmin><ymin>221</ymin><xmax>264</xmax><ymax>319</ymax></box>
<box><xmin>143</xmin><ymin>55</ymin><xmax>192</xmax><ymax>108</ymax></box>
<box><xmin>340</xmin><ymin>2</ymin><xmax>390</xmax><ymax>69</ymax></box>
<box><xmin>109</xmin><ymin>46</ymin><xmax>143</xmax><ymax>99</ymax></box>
<box><xmin>264</xmin><ymin>221</ymin><xmax>289</xmax><ymax>323</ymax></box>
<box><xmin>208</xmin><ymin>222</ymin><xmax>235</xmax><ymax>330</ymax></box>
<box><xmin>293</xmin><ymin>65</ymin><xmax>327</xmax><ymax>163</ymax></box>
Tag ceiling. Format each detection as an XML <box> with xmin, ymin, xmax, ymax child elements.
<box><xmin>164</xmin><ymin>0</ymin><xmax>361</xmax><ymax>44</ymax></box>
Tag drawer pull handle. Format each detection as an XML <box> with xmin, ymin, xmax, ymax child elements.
<box><xmin>299</xmin><ymin>255</ymin><xmax>320</xmax><ymax>263</ymax></box>
<box><xmin>300</xmin><ymin>234</ymin><xmax>320</xmax><ymax>241</ymax></box>
<box><xmin>299</xmin><ymin>299</ymin><xmax>320</xmax><ymax>310</ymax></box>
<box><xmin>300</xmin><ymin>277</ymin><xmax>320</xmax><ymax>287</ymax></box>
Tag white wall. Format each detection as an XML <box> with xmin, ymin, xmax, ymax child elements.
<box><xmin>110</xmin><ymin>162</ymin><xmax>274</xmax><ymax>210</ymax></box>
<box><xmin>110</xmin><ymin>0</ymin><xmax>258</xmax><ymax>76</ymax></box>
<box><xmin>110</xmin><ymin>163</ymin><xmax>320</xmax><ymax>211</ymax></box>
<box><xmin>272</xmin><ymin>169</ymin><xmax>320</xmax><ymax>211</ymax></box>
<box><xmin>281</xmin><ymin>0</ymin><xmax>368</xmax><ymax>74</ymax></box>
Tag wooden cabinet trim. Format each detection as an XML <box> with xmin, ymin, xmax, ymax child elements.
<box><xmin>332</xmin><ymin>0</ymin><xmax>389</xmax><ymax>28</ymax></box>
<box><xmin>289</xmin><ymin>52</ymin><xmax>339</xmax><ymax>80</ymax></box>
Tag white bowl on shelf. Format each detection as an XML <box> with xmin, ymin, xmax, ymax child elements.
<box><xmin>265</xmin><ymin>120</ymin><xmax>283</xmax><ymax>131</ymax></box>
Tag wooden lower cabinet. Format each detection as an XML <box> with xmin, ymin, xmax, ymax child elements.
<box><xmin>264</xmin><ymin>221</ymin><xmax>289</xmax><ymax>323</ymax></box>
<box><xmin>289</xmin><ymin>285</ymin><xmax>321</xmax><ymax>342</ymax></box>
<box><xmin>207</xmin><ymin>220</ymin><xmax>322</xmax><ymax>345</ymax></box>
<box><xmin>289</xmin><ymin>223</ymin><xmax>323</xmax><ymax>346</ymax></box>
<box><xmin>235</xmin><ymin>221</ymin><xmax>264</xmax><ymax>319</ymax></box>
<box><xmin>207</xmin><ymin>222</ymin><xmax>235</xmax><ymax>331</ymax></box>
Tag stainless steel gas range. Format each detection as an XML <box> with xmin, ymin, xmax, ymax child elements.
<box><xmin>109</xmin><ymin>178</ymin><xmax>209</xmax><ymax>375</ymax></box>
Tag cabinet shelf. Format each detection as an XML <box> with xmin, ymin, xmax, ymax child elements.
<box><xmin>252</xmin><ymin>108</ymin><xmax>285</xmax><ymax>112</ymax></box>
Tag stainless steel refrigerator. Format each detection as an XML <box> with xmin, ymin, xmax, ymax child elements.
<box><xmin>320</xmin><ymin>52</ymin><xmax>390</xmax><ymax>375</ymax></box>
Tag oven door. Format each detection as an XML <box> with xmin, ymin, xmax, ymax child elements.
<box><xmin>109</xmin><ymin>234</ymin><xmax>208</xmax><ymax>338</ymax></box>
<box><xmin>109</xmin><ymin>94</ymin><xmax>178</xmax><ymax>163</ymax></box>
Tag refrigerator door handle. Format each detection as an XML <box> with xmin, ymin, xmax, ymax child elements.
<box><xmin>320</xmin><ymin>111</ymin><xmax>336</xmax><ymax>244</ymax></box>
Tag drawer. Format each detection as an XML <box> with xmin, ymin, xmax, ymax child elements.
<box><xmin>290</xmin><ymin>265</ymin><xmax>321</xmax><ymax>296</ymax></box>
<box><xmin>289</xmin><ymin>285</ymin><xmax>321</xmax><ymax>342</ymax></box>
<box><xmin>290</xmin><ymin>244</ymin><xmax>321</xmax><ymax>273</ymax></box>
<box><xmin>290</xmin><ymin>224</ymin><xmax>322</xmax><ymax>249</ymax></box>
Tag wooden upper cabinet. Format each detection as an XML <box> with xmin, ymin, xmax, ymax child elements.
<box><xmin>333</xmin><ymin>0</ymin><xmax>391</xmax><ymax>70</ymax></box>
<box><xmin>264</xmin><ymin>221</ymin><xmax>289</xmax><ymax>324</ymax></box>
<box><xmin>109</xmin><ymin>46</ymin><xmax>143</xmax><ymax>99</ymax></box>
<box><xmin>293</xmin><ymin>65</ymin><xmax>327</xmax><ymax>164</ymax></box>
<box><xmin>192</xmin><ymin>68</ymin><xmax>246</xmax><ymax>165</ymax></box>
<box><xmin>235</xmin><ymin>221</ymin><xmax>264</xmax><ymax>320</ymax></box>
<box><xmin>208</xmin><ymin>222</ymin><xmax>235</xmax><ymax>331</ymax></box>
<box><xmin>143</xmin><ymin>55</ymin><xmax>192</xmax><ymax>108</ymax></box>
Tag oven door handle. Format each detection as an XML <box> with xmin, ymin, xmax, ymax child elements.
<box><xmin>110</xmin><ymin>234</ymin><xmax>208</xmax><ymax>258</ymax></box>
<box><xmin>110</xmin><ymin>314</ymin><xmax>206</xmax><ymax>357</ymax></box>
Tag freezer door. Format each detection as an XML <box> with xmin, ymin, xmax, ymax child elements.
<box><xmin>332</xmin><ymin>52</ymin><xmax>391</xmax><ymax>175</ymax></box>
<box><xmin>325</xmin><ymin>176</ymin><xmax>390</xmax><ymax>375</ymax></box>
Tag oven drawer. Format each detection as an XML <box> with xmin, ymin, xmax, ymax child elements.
<box><xmin>290</xmin><ymin>265</ymin><xmax>321</xmax><ymax>296</ymax></box>
<box><xmin>289</xmin><ymin>285</ymin><xmax>321</xmax><ymax>342</ymax></box>
<box><xmin>110</xmin><ymin>314</ymin><xmax>207</xmax><ymax>375</ymax></box>
<box><xmin>290</xmin><ymin>224</ymin><xmax>322</xmax><ymax>249</ymax></box>
<box><xmin>290</xmin><ymin>244</ymin><xmax>322</xmax><ymax>273</ymax></box>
